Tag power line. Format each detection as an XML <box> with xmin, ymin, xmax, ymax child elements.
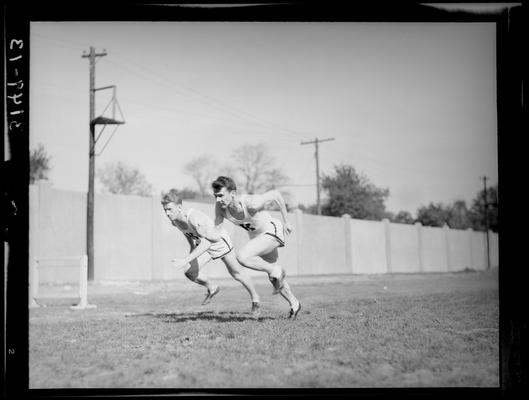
<box><xmin>105</xmin><ymin>54</ymin><xmax>307</xmax><ymax>141</ymax></box>
<box><xmin>38</xmin><ymin>34</ymin><xmax>489</xmax><ymax>195</ymax></box>
<box><xmin>31</xmin><ymin>35</ymin><xmax>307</xmax><ymax>141</ymax></box>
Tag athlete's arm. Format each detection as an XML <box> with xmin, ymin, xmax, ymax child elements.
<box><xmin>172</xmin><ymin>233</ymin><xmax>205</xmax><ymax>270</ymax></box>
<box><xmin>214</xmin><ymin>202</ymin><xmax>225</xmax><ymax>226</ymax></box>
<box><xmin>185</xmin><ymin>234</ymin><xmax>196</xmax><ymax>250</ymax></box>
<box><xmin>246</xmin><ymin>190</ymin><xmax>293</xmax><ymax>234</ymax></box>
<box><xmin>173</xmin><ymin>214</ymin><xmax>219</xmax><ymax>269</ymax></box>
<box><xmin>173</xmin><ymin>239</ymin><xmax>211</xmax><ymax>270</ymax></box>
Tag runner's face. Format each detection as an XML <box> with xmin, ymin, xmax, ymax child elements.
<box><xmin>214</xmin><ymin>187</ymin><xmax>235</xmax><ymax>209</ymax></box>
<box><xmin>163</xmin><ymin>202</ymin><xmax>182</xmax><ymax>221</ymax></box>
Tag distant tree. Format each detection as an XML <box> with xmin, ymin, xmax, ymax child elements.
<box><xmin>320</xmin><ymin>164</ymin><xmax>389</xmax><ymax>220</ymax></box>
<box><xmin>30</xmin><ymin>143</ymin><xmax>52</xmax><ymax>184</ymax></box>
<box><xmin>208</xmin><ymin>163</ymin><xmax>239</xmax><ymax>187</ymax></box>
<box><xmin>416</xmin><ymin>202</ymin><xmax>452</xmax><ymax>227</ymax></box>
<box><xmin>415</xmin><ymin>197</ymin><xmax>491</xmax><ymax>230</ymax></box>
<box><xmin>392</xmin><ymin>211</ymin><xmax>415</xmax><ymax>224</ymax></box>
<box><xmin>97</xmin><ymin>161</ymin><xmax>153</xmax><ymax>196</ymax></box>
<box><xmin>231</xmin><ymin>143</ymin><xmax>289</xmax><ymax>194</ymax></box>
<box><xmin>183</xmin><ymin>155</ymin><xmax>219</xmax><ymax>198</ymax></box>
<box><xmin>161</xmin><ymin>187</ymin><xmax>199</xmax><ymax>200</ymax></box>
<box><xmin>297</xmin><ymin>203</ymin><xmax>318</xmax><ymax>215</ymax></box>
<box><xmin>447</xmin><ymin>199</ymin><xmax>471</xmax><ymax>230</ymax></box>
<box><xmin>217</xmin><ymin>163</ymin><xmax>238</xmax><ymax>180</ymax></box>
<box><xmin>468</xmin><ymin>184</ymin><xmax>498</xmax><ymax>233</ymax></box>
<box><xmin>382</xmin><ymin>211</ymin><xmax>394</xmax><ymax>220</ymax></box>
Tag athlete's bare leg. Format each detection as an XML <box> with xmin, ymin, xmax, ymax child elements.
<box><xmin>278</xmin><ymin>281</ymin><xmax>300</xmax><ymax>310</ymax></box>
<box><xmin>221</xmin><ymin>252</ymin><xmax>260</xmax><ymax>303</ymax></box>
<box><xmin>236</xmin><ymin>234</ymin><xmax>283</xmax><ymax>278</ymax></box>
<box><xmin>260</xmin><ymin>249</ymin><xmax>299</xmax><ymax>310</ymax></box>
<box><xmin>236</xmin><ymin>236</ymin><xmax>298</xmax><ymax>311</ymax></box>
<box><xmin>184</xmin><ymin>253</ymin><xmax>218</xmax><ymax>293</ymax></box>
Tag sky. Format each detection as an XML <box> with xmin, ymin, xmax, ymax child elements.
<box><xmin>28</xmin><ymin>20</ymin><xmax>498</xmax><ymax>216</ymax></box>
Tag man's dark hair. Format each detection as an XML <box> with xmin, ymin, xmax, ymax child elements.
<box><xmin>211</xmin><ymin>176</ymin><xmax>237</xmax><ymax>192</ymax></box>
<box><xmin>161</xmin><ymin>189</ymin><xmax>183</xmax><ymax>206</ymax></box>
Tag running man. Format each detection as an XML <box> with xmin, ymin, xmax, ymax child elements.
<box><xmin>161</xmin><ymin>189</ymin><xmax>260</xmax><ymax>312</ymax></box>
<box><xmin>211</xmin><ymin>176</ymin><xmax>301</xmax><ymax>319</ymax></box>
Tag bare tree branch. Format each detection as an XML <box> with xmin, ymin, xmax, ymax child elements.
<box><xmin>97</xmin><ymin>161</ymin><xmax>153</xmax><ymax>196</ymax></box>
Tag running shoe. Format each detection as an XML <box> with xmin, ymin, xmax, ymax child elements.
<box><xmin>288</xmin><ymin>302</ymin><xmax>301</xmax><ymax>320</ymax></box>
<box><xmin>202</xmin><ymin>286</ymin><xmax>220</xmax><ymax>305</ymax></box>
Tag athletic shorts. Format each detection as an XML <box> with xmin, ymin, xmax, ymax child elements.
<box><xmin>249</xmin><ymin>217</ymin><xmax>285</xmax><ymax>248</ymax></box>
<box><xmin>206</xmin><ymin>231</ymin><xmax>234</xmax><ymax>260</ymax></box>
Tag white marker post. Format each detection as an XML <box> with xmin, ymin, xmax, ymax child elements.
<box><xmin>70</xmin><ymin>255</ymin><xmax>97</xmax><ymax>310</ymax></box>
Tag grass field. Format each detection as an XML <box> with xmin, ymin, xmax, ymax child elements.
<box><xmin>29</xmin><ymin>270</ymin><xmax>499</xmax><ymax>389</ymax></box>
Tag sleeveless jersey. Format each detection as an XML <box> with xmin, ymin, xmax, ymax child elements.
<box><xmin>172</xmin><ymin>208</ymin><xmax>233</xmax><ymax>259</ymax></box>
<box><xmin>224</xmin><ymin>195</ymin><xmax>285</xmax><ymax>246</ymax></box>
<box><xmin>171</xmin><ymin>208</ymin><xmax>204</xmax><ymax>245</ymax></box>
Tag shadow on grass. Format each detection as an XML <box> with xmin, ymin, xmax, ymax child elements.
<box><xmin>125</xmin><ymin>310</ymin><xmax>276</xmax><ymax>323</ymax></box>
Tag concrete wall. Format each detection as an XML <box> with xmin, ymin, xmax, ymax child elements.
<box><xmin>421</xmin><ymin>225</ymin><xmax>449</xmax><ymax>273</ymax></box>
<box><xmin>298</xmin><ymin>213</ymin><xmax>348</xmax><ymax>275</ymax></box>
<box><xmin>29</xmin><ymin>182</ymin><xmax>499</xmax><ymax>283</ymax></box>
<box><xmin>350</xmin><ymin>219</ymin><xmax>388</xmax><ymax>274</ymax></box>
<box><xmin>29</xmin><ymin>183</ymin><xmax>86</xmax><ymax>284</ymax></box>
<box><xmin>388</xmin><ymin>222</ymin><xmax>421</xmax><ymax>274</ymax></box>
<box><xmin>95</xmin><ymin>193</ymin><xmax>154</xmax><ymax>281</ymax></box>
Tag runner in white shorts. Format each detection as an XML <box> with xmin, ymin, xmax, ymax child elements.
<box><xmin>212</xmin><ymin>176</ymin><xmax>301</xmax><ymax>319</ymax></box>
<box><xmin>161</xmin><ymin>189</ymin><xmax>260</xmax><ymax>310</ymax></box>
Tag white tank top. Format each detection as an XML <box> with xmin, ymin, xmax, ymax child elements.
<box><xmin>224</xmin><ymin>195</ymin><xmax>274</xmax><ymax>234</ymax></box>
<box><xmin>171</xmin><ymin>208</ymin><xmax>206</xmax><ymax>244</ymax></box>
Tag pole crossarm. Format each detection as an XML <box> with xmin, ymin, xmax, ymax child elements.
<box><xmin>82</xmin><ymin>50</ymin><xmax>107</xmax><ymax>59</ymax></box>
<box><xmin>93</xmin><ymin>85</ymin><xmax>115</xmax><ymax>92</ymax></box>
<box><xmin>300</xmin><ymin>137</ymin><xmax>335</xmax><ymax>146</ymax></box>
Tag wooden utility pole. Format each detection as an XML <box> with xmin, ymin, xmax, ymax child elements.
<box><xmin>301</xmin><ymin>137</ymin><xmax>335</xmax><ymax>215</ymax></box>
<box><xmin>481</xmin><ymin>176</ymin><xmax>491</xmax><ymax>270</ymax></box>
<box><xmin>82</xmin><ymin>46</ymin><xmax>107</xmax><ymax>280</ymax></box>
